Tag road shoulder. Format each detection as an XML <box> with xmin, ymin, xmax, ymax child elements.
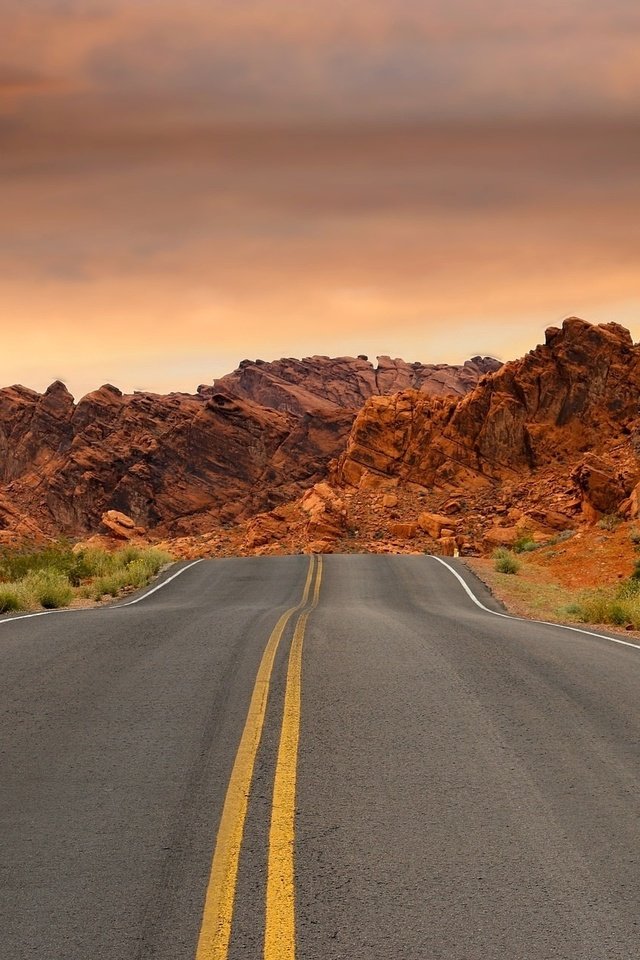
<box><xmin>464</xmin><ymin>556</ymin><xmax>640</xmax><ymax>642</ymax></box>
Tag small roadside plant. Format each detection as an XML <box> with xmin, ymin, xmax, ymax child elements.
<box><xmin>493</xmin><ymin>547</ymin><xmax>520</xmax><ymax>575</ymax></box>
<box><xmin>0</xmin><ymin>584</ymin><xmax>22</xmax><ymax>614</ymax></box>
<box><xmin>568</xmin><ymin>574</ymin><xmax>640</xmax><ymax>629</ymax></box>
<box><xmin>22</xmin><ymin>570</ymin><xmax>74</xmax><ymax>609</ymax></box>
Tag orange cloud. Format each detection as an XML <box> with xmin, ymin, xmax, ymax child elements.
<box><xmin>2</xmin><ymin>4</ymin><xmax>640</xmax><ymax>396</ymax></box>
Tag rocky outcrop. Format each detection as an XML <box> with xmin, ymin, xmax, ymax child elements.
<box><xmin>0</xmin><ymin>352</ymin><xmax>494</xmax><ymax>541</ymax></box>
<box><xmin>164</xmin><ymin>318</ymin><xmax>640</xmax><ymax>559</ymax></box>
<box><xmin>0</xmin><ymin>381</ymin><xmax>349</xmax><ymax>539</ymax></box>
<box><xmin>337</xmin><ymin>319</ymin><xmax>640</xmax><ymax>510</ymax></box>
<box><xmin>4</xmin><ymin>319</ymin><xmax>639</xmax><ymax>558</ymax></box>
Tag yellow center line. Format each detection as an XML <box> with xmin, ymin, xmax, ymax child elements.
<box><xmin>194</xmin><ymin>555</ymin><xmax>317</xmax><ymax>960</ymax></box>
<box><xmin>264</xmin><ymin>555</ymin><xmax>324</xmax><ymax>960</ymax></box>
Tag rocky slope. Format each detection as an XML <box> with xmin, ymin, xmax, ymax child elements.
<box><xmin>0</xmin><ymin>354</ymin><xmax>496</xmax><ymax>544</ymax></box>
<box><xmin>221</xmin><ymin>319</ymin><xmax>640</xmax><ymax>558</ymax></box>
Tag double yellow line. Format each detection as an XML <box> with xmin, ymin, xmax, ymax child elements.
<box><xmin>194</xmin><ymin>555</ymin><xmax>323</xmax><ymax>960</ymax></box>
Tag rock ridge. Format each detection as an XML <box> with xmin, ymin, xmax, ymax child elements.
<box><xmin>0</xmin><ymin>353</ymin><xmax>495</xmax><ymax>543</ymax></box>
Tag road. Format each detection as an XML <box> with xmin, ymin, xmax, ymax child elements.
<box><xmin>1</xmin><ymin>554</ymin><xmax>639</xmax><ymax>959</ymax></box>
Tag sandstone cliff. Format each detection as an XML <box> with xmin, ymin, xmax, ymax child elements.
<box><xmin>228</xmin><ymin>319</ymin><xmax>640</xmax><ymax>558</ymax></box>
<box><xmin>337</xmin><ymin>318</ymin><xmax>640</xmax><ymax>493</ymax></box>
<box><xmin>0</xmin><ymin>353</ymin><xmax>495</xmax><ymax>543</ymax></box>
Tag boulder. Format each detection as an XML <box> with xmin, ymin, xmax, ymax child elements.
<box><xmin>300</xmin><ymin>482</ymin><xmax>349</xmax><ymax>541</ymax></box>
<box><xmin>101</xmin><ymin>510</ymin><xmax>144</xmax><ymax>540</ymax></box>
<box><xmin>305</xmin><ymin>539</ymin><xmax>335</xmax><ymax>554</ymax></box>
<box><xmin>389</xmin><ymin>522</ymin><xmax>417</xmax><ymax>539</ymax></box>
<box><xmin>482</xmin><ymin>526</ymin><xmax>519</xmax><ymax>549</ymax></box>
<box><xmin>244</xmin><ymin>513</ymin><xmax>287</xmax><ymax>549</ymax></box>
<box><xmin>417</xmin><ymin>512</ymin><xmax>451</xmax><ymax>538</ymax></box>
<box><xmin>571</xmin><ymin>456</ymin><xmax>628</xmax><ymax>521</ymax></box>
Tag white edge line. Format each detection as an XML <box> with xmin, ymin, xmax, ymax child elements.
<box><xmin>0</xmin><ymin>559</ymin><xmax>204</xmax><ymax>627</ymax></box>
<box><xmin>430</xmin><ymin>555</ymin><xmax>640</xmax><ymax>652</ymax></box>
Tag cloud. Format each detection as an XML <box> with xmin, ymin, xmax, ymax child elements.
<box><xmin>5</xmin><ymin>1</ymin><xmax>640</xmax><ymax>124</ymax></box>
<box><xmin>2</xmin><ymin>2</ymin><xmax>640</xmax><ymax>396</ymax></box>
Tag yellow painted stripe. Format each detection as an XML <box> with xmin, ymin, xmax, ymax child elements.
<box><xmin>264</xmin><ymin>555</ymin><xmax>323</xmax><ymax>960</ymax></box>
<box><xmin>194</xmin><ymin>556</ymin><xmax>316</xmax><ymax>960</ymax></box>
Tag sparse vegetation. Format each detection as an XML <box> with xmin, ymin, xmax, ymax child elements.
<box><xmin>0</xmin><ymin>584</ymin><xmax>22</xmax><ymax>614</ymax></box>
<box><xmin>22</xmin><ymin>570</ymin><xmax>74</xmax><ymax>609</ymax></box>
<box><xmin>512</xmin><ymin>532</ymin><xmax>536</xmax><ymax>553</ymax></box>
<box><xmin>493</xmin><ymin>547</ymin><xmax>521</xmax><ymax>575</ymax></box>
<box><xmin>563</xmin><ymin>576</ymin><xmax>640</xmax><ymax>629</ymax></box>
<box><xmin>597</xmin><ymin>513</ymin><xmax>621</xmax><ymax>532</ymax></box>
<box><xmin>0</xmin><ymin>543</ymin><xmax>172</xmax><ymax>614</ymax></box>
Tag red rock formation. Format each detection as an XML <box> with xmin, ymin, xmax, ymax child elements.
<box><xmin>5</xmin><ymin>320</ymin><xmax>638</xmax><ymax>557</ymax></box>
<box><xmin>0</xmin><ymin>353</ymin><xmax>494</xmax><ymax>541</ymax></box>
<box><xmin>332</xmin><ymin>318</ymin><xmax>640</xmax><ymax>545</ymax></box>
<box><xmin>338</xmin><ymin>319</ymin><xmax>640</xmax><ymax>491</ymax></box>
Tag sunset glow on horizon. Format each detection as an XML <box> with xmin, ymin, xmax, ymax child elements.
<box><xmin>2</xmin><ymin>1</ymin><xmax>640</xmax><ymax>398</ymax></box>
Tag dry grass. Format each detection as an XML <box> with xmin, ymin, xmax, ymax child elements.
<box><xmin>0</xmin><ymin>543</ymin><xmax>172</xmax><ymax>614</ymax></box>
<box><xmin>467</xmin><ymin>553</ymin><xmax>640</xmax><ymax>638</ymax></box>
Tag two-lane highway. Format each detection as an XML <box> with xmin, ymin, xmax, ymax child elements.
<box><xmin>1</xmin><ymin>555</ymin><xmax>639</xmax><ymax>959</ymax></box>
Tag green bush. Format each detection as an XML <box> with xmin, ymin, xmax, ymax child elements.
<box><xmin>90</xmin><ymin>548</ymin><xmax>170</xmax><ymax>600</ymax></box>
<box><xmin>493</xmin><ymin>548</ymin><xmax>521</xmax><ymax>575</ymax></box>
<box><xmin>0</xmin><ymin>543</ymin><xmax>172</xmax><ymax>610</ymax></box>
<box><xmin>569</xmin><ymin>576</ymin><xmax>640</xmax><ymax>629</ymax></box>
<box><xmin>0</xmin><ymin>584</ymin><xmax>24</xmax><ymax>613</ymax></box>
<box><xmin>513</xmin><ymin>533</ymin><xmax>536</xmax><ymax>553</ymax></box>
<box><xmin>21</xmin><ymin>571</ymin><xmax>74</xmax><ymax>609</ymax></box>
<box><xmin>92</xmin><ymin>571</ymin><xmax>127</xmax><ymax>599</ymax></box>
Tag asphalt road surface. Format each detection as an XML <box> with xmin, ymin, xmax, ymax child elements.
<box><xmin>1</xmin><ymin>554</ymin><xmax>639</xmax><ymax>959</ymax></box>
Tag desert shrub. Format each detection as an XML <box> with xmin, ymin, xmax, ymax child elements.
<box><xmin>493</xmin><ymin>548</ymin><xmax>520</xmax><ymax>575</ymax></box>
<box><xmin>569</xmin><ymin>575</ymin><xmax>640</xmax><ymax>629</ymax></box>
<box><xmin>0</xmin><ymin>540</ymin><xmax>105</xmax><ymax>587</ymax></box>
<box><xmin>574</xmin><ymin>593</ymin><xmax>638</xmax><ymax>629</ymax></box>
<box><xmin>90</xmin><ymin>548</ymin><xmax>170</xmax><ymax>599</ymax></box>
<box><xmin>91</xmin><ymin>571</ymin><xmax>128</xmax><ymax>599</ymax></box>
<box><xmin>630</xmin><ymin>528</ymin><xmax>640</xmax><ymax>546</ymax></box>
<box><xmin>0</xmin><ymin>543</ymin><xmax>171</xmax><ymax>609</ymax></box>
<box><xmin>21</xmin><ymin>570</ymin><xmax>74</xmax><ymax>609</ymax></box>
<box><xmin>513</xmin><ymin>533</ymin><xmax>536</xmax><ymax>553</ymax></box>
<box><xmin>0</xmin><ymin>541</ymin><xmax>72</xmax><ymax>581</ymax></box>
<box><xmin>0</xmin><ymin>584</ymin><xmax>24</xmax><ymax>613</ymax></box>
<box><xmin>597</xmin><ymin>514</ymin><xmax>621</xmax><ymax>531</ymax></box>
<box><xmin>616</xmin><ymin>577</ymin><xmax>640</xmax><ymax>599</ymax></box>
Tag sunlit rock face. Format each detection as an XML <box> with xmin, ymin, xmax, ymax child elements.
<box><xmin>0</xmin><ymin>354</ymin><xmax>495</xmax><ymax>541</ymax></box>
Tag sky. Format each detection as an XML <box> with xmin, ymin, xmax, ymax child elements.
<box><xmin>2</xmin><ymin>1</ymin><xmax>640</xmax><ymax>397</ymax></box>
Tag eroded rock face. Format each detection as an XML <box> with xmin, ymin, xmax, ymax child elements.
<box><xmin>337</xmin><ymin>319</ymin><xmax>640</xmax><ymax>513</ymax></box>
<box><xmin>0</xmin><ymin>382</ymin><xmax>346</xmax><ymax>539</ymax></box>
<box><xmin>0</xmin><ymin>352</ymin><xmax>495</xmax><ymax>540</ymax></box>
